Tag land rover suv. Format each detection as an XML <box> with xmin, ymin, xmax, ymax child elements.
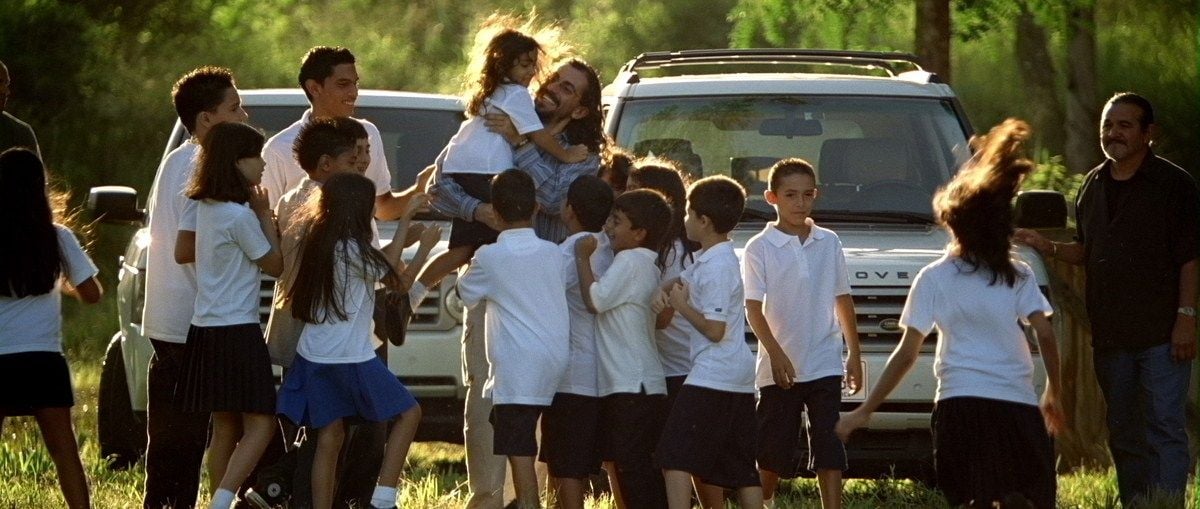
<box><xmin>602</xmin><ymin>49</ymin><xmax>1066</xmax><ymax>476</ymax></box>
<box><xmin>89</xmin><ymin>89</ymin><xmax>469</xmax><ymax>465</ymax></box>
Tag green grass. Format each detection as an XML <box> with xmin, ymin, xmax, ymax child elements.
<box><xmin>1</xmin><ymin>231</ymin><xmax>1195</xmax><ymax>508</ymax></box>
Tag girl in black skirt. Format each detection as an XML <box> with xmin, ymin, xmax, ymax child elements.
<box><xmin>836</xmin><ymin>120</ymin><xmax>1067</xmax><ymax>508</ymax></box>
<box><xmin>177</xmin><ymin>122</ymin><xmax>283</xmax><ymax>509</ymax></box>
<box><xmin>0</xmin><ymin>148</ymin><xmax>103</xmax><ymax>509</ymax></box>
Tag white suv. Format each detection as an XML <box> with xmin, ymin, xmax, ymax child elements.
<box><xmin>89</xmin><ymin>89</ymin><xmax>470</xmax><ymax>466</ymax></box>
<box><xmin>602</xmin><ymin>49</ymin><xmax>1066</xmax><ymax>477</ymax></box>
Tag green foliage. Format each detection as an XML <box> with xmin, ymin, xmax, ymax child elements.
<box><xmin>1023</xmin><ymin>148</ymin><xmax>1085</xmax><ymax>197</ymax></box>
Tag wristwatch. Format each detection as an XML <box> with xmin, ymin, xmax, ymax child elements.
<box><xmin>1179</xmin><ymin>306</ymin><xmax>1197</xmax><ymax>317</ymax></box>
<box><xmin>513</xmin><ymin>136</ymin><xmax>531</xmax><ymax>149</ymax></box>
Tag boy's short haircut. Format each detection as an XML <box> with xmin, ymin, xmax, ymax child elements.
<box><xmin>687</xmin><ymin>175</ymin><xmax>746</xmax><ymax>234</ymax></box>
<box><xmin>332</xmin><ymin>116</ymin><xmax>368</xmax><ymax>141</ymax></box>
<box><xmin>298</xmin><ymin>46</ymin><xmax>356</xmax><ymax>101</ymax></box>
<box><xmin>567</xmin><ymin>175</ymin><xmax>614</xmax><ymax>232</ymax></box>
<box><xmin>613</xmin><ymin>189</ymin><xmax>672</xmax><ymax>252</ymax></box>
<box><xmin>768</xmin><ymin>157</ymin><xmax>817</xmax><ymax>190</ymax></box>
<box><xmin>172</xmin><ymin>66</ymin><xmax>235</xmax><ymax>135</ymax></box>
<box><xmin>491</xmin><ymin>169</ymin><xmax>536</xmax><ymax>223</ymax></box>
<box><xmin>293</xmin><ymin>117</ymin><xmax>356</xmax><ymax>172</ymax></box>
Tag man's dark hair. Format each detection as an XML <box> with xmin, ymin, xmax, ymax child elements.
<box><xmin>298</xmin><ymin>46</ymin><xmax>356</xmax><ymax>101</ymax></box>
<box><xmin>768</xmin><ymin>158</ymin><xmax>817</xmax><ymax>190</ymax></box>
<box><xmin>293</xmin><ymin>117</ymin><xmax>357</xmax><ymax>172</ymax></box>
<box><xmin>613</xmin><ymin>189</ymin><xmax>672</xmax><ymax>266</ymax></box>
<box><xmin>172</xmin><ymin>66</ymin><xmax>235</xmax><ymax>135</ymax></box>
<box><xmin>491</xmin><ymin>169</ymin><xmax>536</xmax><ymax>223</ymax></box>
<box><xmin>1106</xmin><ymin>92</ymin><xmax>1155</xmax><ymax>129</ymax></box>
<box><xmin>567</xmin><ymin>175</ymin><xmax>613</xmax><ymax>232</ymax></box>
<box><xmin>687</xmin><ymin>175</ymin><xmax>746</xmax><ymax>234</ymax></box>
<box><xmin>560</xmin><ymin>58</ymin><xmax>605</xmax><ymax>153</ymax></box>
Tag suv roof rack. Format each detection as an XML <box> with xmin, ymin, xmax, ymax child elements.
<box><xmin>619</xmin><ymin>48</ymin><xmax>929</xmax><ymax>79</ymax></box>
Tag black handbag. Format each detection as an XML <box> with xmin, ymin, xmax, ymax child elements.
<box><xmin>373</xmin><ymin>288</ymin><xmax>412</xmax><ymax>347</ymax></box>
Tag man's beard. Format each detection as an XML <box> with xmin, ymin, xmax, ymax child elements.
<box><xmin>1103</xmin><ymin>141</ymin><xmax>1129</xmax><ymax>161</ymax></box>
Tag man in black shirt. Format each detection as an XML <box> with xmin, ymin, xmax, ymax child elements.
<box><xmin>1017</xmin><ymin>92</ymin><xmax>1198</xmax><ymax>506</ymax></box>
<box><xmin>0</xmin><ymin>60</ymin><xmax>40</xmax><ymax>156</ymax></box>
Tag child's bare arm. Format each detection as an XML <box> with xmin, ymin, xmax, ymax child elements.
<box><xmin>1029</xmin><ymin>312</ymin><xmax>1066</xmax><ymax>436</ymax></box>
<box><xmin>835</xmin><ymin>293</ymin><xmax>862</xmax><ymax>393</ymax></box>
<box><xmin>527</xmin><ymin>129</ymin><xmax>587</xmax><ymax>164</ymax></box>
<box><xmin>835</xmin><ymin>326</ymin><xmax>926</xmax><ymax>442</ymax></box>
<box><xmin>746</xmin><ymin>299</ymin><xmax>794</xmax><ymax>388</ymax></box>
<box><xmin>63</xmin><ymin>276</ymin><xmax>103</xmax><ymax>304</ymax></box>
<box><xmin>174</xmin><ymin>231</ymin><xmax>196</xmax><ymax>264</ymax></box>
<box><xmin>387</xmin><ymin>224</ymin><xmax>441</xmax><ymax>292</ymax></box>
<box><xmin>249</xmin><ymin>186</ymin><xmax>283</xmax><ymax>277</ymax></box>
<box><xmin>666</xmin><ymin>281</ymin><xmax>725</xmax><ymax>342</ymax></box>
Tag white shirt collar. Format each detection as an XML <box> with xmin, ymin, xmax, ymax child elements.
<box><xmin>497</xmin><ymin>227</ymin><xmax>537</xmax><ymax>241</ymax></box>
<box><xmin>763</xmin><ymin>219</ymin><xmax>825</xmax><ymax>247</ymax></box>
<box><xmin>695</xmin><ymin>240</ymin><xmax>735</xmax><ymax>264</ymax></box>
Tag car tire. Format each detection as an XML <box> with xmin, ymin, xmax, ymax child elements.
<box><xmin>97</xmin><ymin>334</ymin><xmax>147</xmax><ymax>470</ymax></box>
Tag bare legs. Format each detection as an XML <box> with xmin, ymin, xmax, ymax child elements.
<box><xmin>29</xmin><ymin>408</ymin><xmax>90</xmax><ymax>509</ymax></box>
<box><xmin>208</xmin><ymin>412</ymin><xmax>277</xmax><ymax>498</ymax></box>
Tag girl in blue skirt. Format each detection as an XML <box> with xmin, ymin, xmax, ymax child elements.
<box><xmin>279</xmin><ymin>172</ymin><xmax>438</xmax><ymax>509</ymax></box>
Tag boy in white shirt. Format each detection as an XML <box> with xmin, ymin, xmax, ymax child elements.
<box><xmin>539</xmin><ymin>175</ymin><xmax>614</xmax><ymax>509</ymax></box>
<box><xmin>742</xmin><ymin>159</ymin><xmax>861</xmax><ymax>509</ymax></box>
<box><xmin>658</xmin><ymin>176</ymin><xmax>762</xmax><ymax>508</ymax></box>
<box><xmin>573</xmin><ymin>188</ymin><xmax>674</xmax><ymax>509</ymax></box>
<box><xmin>457</xmin><ymin>169</ymin><xmax>570</xmax><ymax>509</ymax></box>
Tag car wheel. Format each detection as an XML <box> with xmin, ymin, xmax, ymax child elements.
<box><xmin>97</xmin><ymin>334</ymin><xmax>147</xmax><ymax>470</ymax></box>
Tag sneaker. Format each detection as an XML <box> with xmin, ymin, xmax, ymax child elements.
<box><xmin>243</xmin><ymin>485</ymin><xmax>287</xmax><ymax>509</ymax></box>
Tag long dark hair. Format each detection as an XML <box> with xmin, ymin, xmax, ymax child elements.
<box><xmin>0</xmin><ymin>148</ymin><xmax>62</xmax><ymax>297</ymax></box>
<box><xmin>613</xmin><ymin>189</ymin><xmax>674</xmax><ymax>270</ymax></box>
<box><xmin>629</xmin><ymin>159</ymin><xmax>698</xmax><ymax>270</ymax></box>
<box><xmin>467</xmin><ymin>29</ymin><xmax>541</xmax><ymax>117</ymax></box>
<box><xmin>288</xmin><ymin>173</ymin><xmax>395</xmax><ymax>323</ymax></box>
<box><xmin>559</xmin><ymin>58</ymin><xmax>605</xmax><ymax>153</ymax></box>
<box><xmin>187</xmin><ymin>121</ymin><xmax>264</xmax><ymax>203</ymax></box>
<box><xmin>933</xmin><ymin>118</ymin><xmax>1036</xmax><ymax>287</ymax></box>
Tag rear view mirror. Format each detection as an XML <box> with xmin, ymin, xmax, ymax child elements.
<box><xmin>759</xmin><ymin>117</ymin><xmax>823</xmax><ymax>137</ymax></box>
<box><xmin>1014</xmin><ymin>190</ymin><xmax>1067</xmax><ymax>229</ymax></box>
<box><xmin>89</xmin><ymin>186</ymin><xmax>145</xmax><ymax>225</ymax></box>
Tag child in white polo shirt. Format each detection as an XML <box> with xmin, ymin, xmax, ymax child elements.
<box><xmin>657</xmin><ymin>175</ymin><xmax>762</xmax><ymax>508</ymax></box>
<box><xmin>456</xmin><ymin>169</ymin><xmax>570</xmax><ymax>509</ymax></box>
<box><xmin>742</xmin><ymin>158</ymin><xmax>861</xmax><ymax>509</ymax></box>
<box><xmin>573</xmin><ymin>188</ymin><xmax>674</xmax><ymax>509</ymax></box>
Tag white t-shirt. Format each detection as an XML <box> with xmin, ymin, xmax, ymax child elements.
<box><xmin>142</xmin><ymin>141</ymin><xmax>200</xmax><ymax>343</ymax></box>
<box><xmin>679</xmin><ymin>242</ymin><xmax>755</xmax><ymax>393</ymax></box>
<box><xmin>457</xmin><ymin>228</ymin><xmax>569</xmax><ymax>406</ymax></box>
<box><xmin>655</xmin><ymin>240</ymin><xmax>693</xmax><ymax>377</ymax></box>
<box><xmin>261</xmin><ymin>109</ymin><xmax>392</xmax><ymax>206</ymax></box>
<box><xmin>297</xmin><ymin>242</ymin><xmax>384</xmax><ymax>364</ymax></box>
<box><xmin>0</xmin><ymin>225</ymin><xmax>98</xmax><ymax>355</ymax></box>
<box><xmin>191</xmin><ymin>200</ymin><xmax>272</xmax><ymax>327</ymax></box>
<box><xmin>742</xmin><ymin>222</ymin><xmax>851</xmax><ymax>388</ymax></box>
<box><xmin>442</xmin><ymin>83</ymin><xmax>544</xmax><ymax>175</ymax></box>
<box><xmin>558</xmin><ymin>231</ymin><xmax>616</xmax><ymax>397</ymax></box>
<box><xmin>265</xmin><ymin>178</ymin><xmax>321</xmax><ymax>366</ymax></box>
<box><xmin>901</xmin><ymin>256</ymin><xmax>1052</xmax><ymax>406</ymax></box>
<box><xmin>589</xmin><ymin>247</ymin><xmax>668</xmax><ymax>396</ymax></box>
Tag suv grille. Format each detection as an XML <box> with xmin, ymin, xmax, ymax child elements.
<box><xmin>853</xmin><ymin>286</ymin><xmax>935</xmax><ymax>350</ymax></box>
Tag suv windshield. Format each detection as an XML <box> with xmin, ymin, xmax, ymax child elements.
<box><xmin>612</xmin><ymin>96</ymin><xmax>970</xmax><ymax>223</ymax></box>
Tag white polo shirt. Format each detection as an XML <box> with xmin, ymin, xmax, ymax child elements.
<box><xmin>589</xmin><ymin>247</ymin><xmax>668</xmax><ymax>396</ymax></box>
<box><xmin>742</xmin><ymin>221</ymin><xmax>851</xmax><ymax>388</ymax></box>
<box><xmin>142</xmin><ymin>140</ymin><xmax>200</xmax><ymax>343</ymax></box>
<box><xmin>679</xmin><ymin>241</ymin><xmax>755</xmax><ymax>393</ymax></box>
<box><xmin>261</xmin><ymin>109</ymin><xmax>391</xmax><ymax>206</ymax></box>
<box><xmin>457</xmin><ymin>228</ymin><xmax>569</xmax><ymax>406</ymax></box>
<box><xmin>655</xmin><ymin>240</ymin><xmax>693</xmax><ymax>378</ymax></box>
<box><xmin>0</xmin><ymin>225</ymin><xmax>98</xmax><ymax>355</ymax></box>
<box><xmin>296</xmin><ymin>242</ymin><xmax>384</xmax><ymax>364</ymax></box>
<box><xmin>191</xmin><ymin>200</ymin><xmax>272</xmax><ymax>327</ymax></box>
<box><xmin>558</xmin><ymin>231</ymin><xmax>615</xmax><ymax>397</ymax></box>
<box><xmin>442</xmin><ymin>83</ymin><xmax>543</xmax><ymax>175</ymax></box>
<box><xmin>901</xmin><ymin>256</ymin><xmax>1052</xmax><ymax>406</ymax></box>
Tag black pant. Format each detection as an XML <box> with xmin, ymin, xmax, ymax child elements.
<box><xmin>144</xmin><ymin>339</ymin><xmax>209</xmax><ymax>509</ymax></box>
<box><xmin>602</xmin><ymin>391</ymin><xmax>668</xmax><ymax>509</ymax></box>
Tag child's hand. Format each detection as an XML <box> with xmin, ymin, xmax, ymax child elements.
<box><xmin>416</xmin><ymin>164</ymin><xmax>437</xmax><ymax>193</ymax></box>
<box><xmin>844</xmin><ymin>353</ymin><xmax>863</xmax><ymax>395</ymax></box>
<box><xmin>1040</xmin><ymin>389</ymin><xmax>1067</xmax><ymax>437</ymax></box>
<box><xmin>563</xmin><ymin>144</ymin><xmax>589</xmax><ymax>163</ymax></box>
<box><xmin>666</xmin><ymin>281</ymin><xmax>690</xmax><ymax>309</ymax></box>
<box><xmin>575</xmin><ymin>235</ymin><xmax>597</xmax><ymax>258</ymax></box>
<box><xmin>650</xmin><ymin>288</ymin><xmax>669</xmax><ymax>314</ymax></box>
<box><xmin>249</xmin><ymin>185</ymin><xmax>271</xmax><ymax>214</ymax></box>
<box><xmin>834</xmin><ymin>408</ymin><xmax>868</xmax><ymax>443</ymax></box>
<box><xmin>418</xmin><ymin>223</ymin><xmax>442</xmax><ymax>252</ymax></box>
<box><xmin>403</xmin><ymin>192</ymin><xmax>430</xmax><ymax>219</ymax></box>
<box><xmin>403</xmin><ymin>223</ymin><xmax>426</xmax><ymax>248</ymax></box>
<box><xmin>767</xmin><ymin>349</ymin><xmax>796</xmax><ymax>389</ymax></box>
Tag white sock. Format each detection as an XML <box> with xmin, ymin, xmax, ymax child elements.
<box><xmin>763</xmin><ymin>497</ymin><xmax>776</xmax><ymax>509</ymax></box>
<box><xmin>371</xmin><ymin>485</ymin><xmax>398</xmax><ymax>508</ymax></box>
<box><xmin>209</xmin><ymin>489</ymin><xmax>236</xmax><ymax>509</ymax></box>
<box><xmin>407</xmin><ymin>281</ymin><xmax>428</xmax><ymax>311</ymax></box>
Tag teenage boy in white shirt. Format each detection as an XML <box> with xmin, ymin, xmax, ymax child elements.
<box><xmin>457</xmin><ymin>169</ymin><xmax>570</xmax><ymax>509</ymax></box>
<box><xmin>539</xmin><ymin>175</ymin><xmax>614</xmax><ymax>509</ymax></box>
<box><xmin>742</xmin><ymin>159</ymin><xmax>861</xmax><ymax>509</ymax></box>
<box><xmin>141</xmin><ymin>66</ymin><xmax>247</xmax><ymax>509</ymax></box>
<box><xmin>658</xmin><ymin>175</ymin><xmax>762</xmax><ymax>509</ymax></box>
<box><xmin>573</xmin><ymin>188</ymin><xmax>674</xmax><ymax>509</ymax></box>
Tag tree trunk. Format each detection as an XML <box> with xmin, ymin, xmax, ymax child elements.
<box><xmin>914</xmin><ymin>0</ymin><xmax>951</xmax><ymax>82</ymax></box>
<box><xmin>1014</xmin><ymin>3</ymin><xmax>1066</xmax><ymax>154</ymax></box>
<box><xmin>1063</xmin><ymin>4</ymin><xmax>1101</xmax><ymax>173</ymax></box>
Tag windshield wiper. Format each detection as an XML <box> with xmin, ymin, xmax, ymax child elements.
<box><xmin>812</xmin><ymin>210</ymin><xmax>935</xmax><ymax>225</ymax></box>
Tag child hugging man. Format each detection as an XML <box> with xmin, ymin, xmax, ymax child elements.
<box><xmin>539</xmin><ymin>175</ymin><xmax>615</xmax><ymax>509</ymax></box>
<box><xmin>574</xmin><ymin>188</ymin><xmax>674</xmax><ymax>509</ymax></box>
<box><xmin>743</xmin><ymin>158</ymin><xmax>861</xmax><ymax>509</ymax></box>
<box><xmin>456</xmin><ymin>169</ymin><xmax>570</xmax><ymax>509</ymax></box>
<box><xmin>657</xmin><ymin>175</ymin><xmax>762</xmax><ymax>509</ymax></box>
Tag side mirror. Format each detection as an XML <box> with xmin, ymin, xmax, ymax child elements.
<box><xmin>1014</xmin><ymin>190</ymin><xmax>1067</xmax><ymax>229</ymax></box>
<box><xmin>89</xmin><ymin>186</ymin><xmax>145</xmax><ymax>225</ymax></box>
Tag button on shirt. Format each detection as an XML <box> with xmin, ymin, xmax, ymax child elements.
<box><xmin>742</xmin><ymin>222</ymin><xmax>851</xmax><ymax>388</ymax></box>
<box><xmin>679</xmin><ymin>241</ymin><xmax>755</xmax><ymax>393</ymax></box>
<box><xmin>590</xmin><ymin>247</ymin><xmax>668</xmax><ymax>396</ymax></box>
